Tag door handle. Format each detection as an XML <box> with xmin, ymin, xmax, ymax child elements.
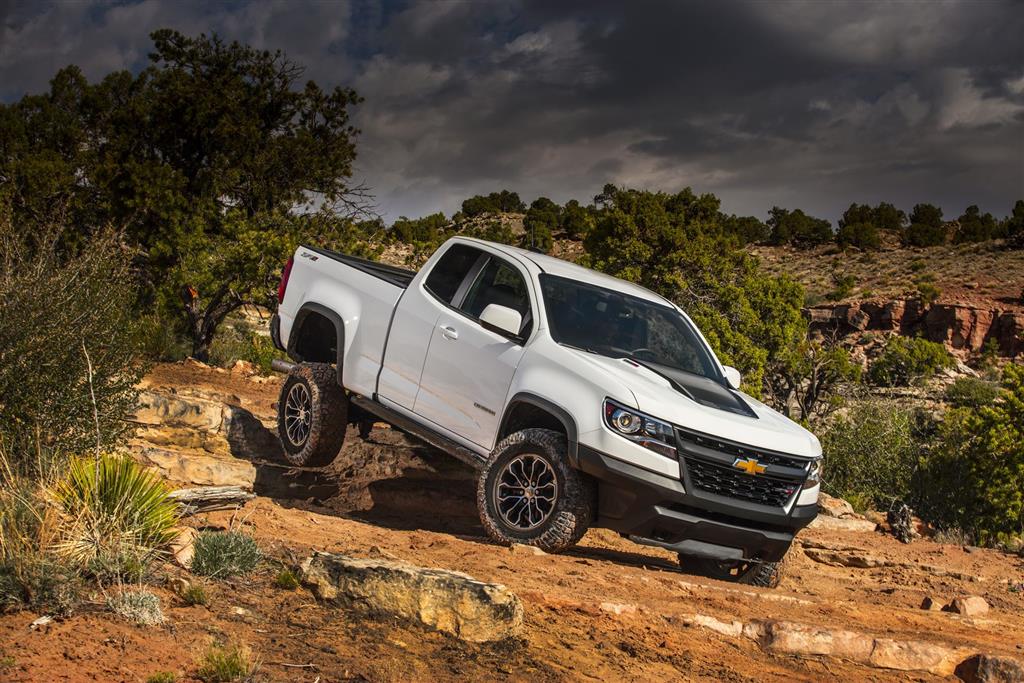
<box><xmin>440</xmin><ymin>325</ymin><xmax>459</xmax><ymax>340</ymax></box>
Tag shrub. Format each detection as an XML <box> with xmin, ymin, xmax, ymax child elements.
<box><xmin>916</xmin><ymin>279</ymin><xmax>941</xmax><ymax>305</ymax></box>
<box><xmin>273</xmin><ymin>568</ymin><xmax>299</xmax><ymax>590</ymax></box>
<box><xmin>50</xmin><ymin>454</ymin><xmax>179</xmax><ymax>578</ymax></box>
<box><xmin>918</xmin><ymin>366</ymin><xmax>1024</xmax><ymax>545</ymax></box>
<box><xmin>191</xmin><ymin>531</ymin><xmax>261</xmax><ymax>578</ymax></box>
<box><xmin>208</xmin><ymin>321</ymin><xmax>283</xmax><ymax>374</ymax></box>
<box><xmin>820</xmin><ymin>401</ymin><xmax>920</xmax><ymax>510</ymax></box>
<box><xmin>867</xmin><ymin>336</ymin><xmax>954</xmax><ymax>386</ymax></box>
<box><xmin>146</xmin><ymin>673</ymin><xmax>178</xmax><ymax>683</ymax></box>
<box><xmin>945</xmin><ymin>377</ymin><xmax>1000</xmax><ymax>408</ymax></box>
<box><xmin>826</xmin><ymin>273</ymin><xmax>856</xmax><ymax>301</ymax></box>
<box><xmin>836</xmin><ymin>222</ymin><xmax>880</xmax><ymax>250</ymax></box>
<box><xmin>136</xmin><ymin>312</ymin><xmax>190</xmax><ymax>362</ymax></box>
<box><xmin>196</xmin><ymin>642</ymin><xmax>260</xmax><ymax>683</ymax></box>
<box><xmin>0</xmin><ymin>471</ymin><xmax>82</xmax><ymax>615</ymax></box>
<box><xmin>0</xmin><ymin>223</ymin><xmax>143</xmax><ymax>476</ymax></box>
<box><xmin>107</xmin><ymin>588</ymin><xmax>165</xmax><ymax>626</ymax></box>
<box><xmin>181</xmin><ymin>582</ymin><xmax>209</xmax><ymax>607</ymax></box>
<box><xmin>904</xmin><ymin>222</ymin><xmax>947</xmax><ymax>247</ymax></box>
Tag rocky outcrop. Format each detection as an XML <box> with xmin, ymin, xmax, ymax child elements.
<box><xmin>808</xmin><ymin>300</ymin><xmax>1023</xmax><ymax>357</ymax></box>
<box><xmin>300</xmin><ymin>552</ymin><xmax>523</xmax><ymax>643</ymax></box>
<box><xmin>130</xmin><ymin>388</ymin><xmax>284</xmax><ymax>487</ymax></box>
<box><xmin>956</xmin><ymin>654</ymin><xmax>1024</xmax><ymax>682</ymax></box>
<box><xmin>677</xmin><ymin>615</ymin><xmax>976</xmax><ymax>677</ymax></box>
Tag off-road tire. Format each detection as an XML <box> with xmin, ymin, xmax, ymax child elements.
<box><xmin>477</xmin><ymin>428</ymin><xmax>595</xmax><ymax>553</ymax></box>
<box><xmin>677</xmin><ymin>555</ymin><xmax>784</xmax><ymax>589</ymax></box>
<box><xmin>276</xmin><ymin>362</ymin><xmax>347</xmax><ymax>467</ymax></box>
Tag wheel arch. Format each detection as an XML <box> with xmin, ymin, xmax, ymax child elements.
<box><xmin>287</xmin><ymin>302</ymin><xmax>345</xmax><ymax>386</ymax></box>
<box><xmin>498</xmin><ymin>393</ymin><xmax>580</xmax><ymax>467</ymax></box>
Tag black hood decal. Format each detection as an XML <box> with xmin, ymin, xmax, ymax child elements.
<box><xmin>633</xmin><ymin>360</ymin><xmax>758</xmax><ymax>419</ymax></box>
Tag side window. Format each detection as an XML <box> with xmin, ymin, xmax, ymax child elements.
<box><xmin>460</xmin><ymin>257</ymin><xmax>532</xmax><ymax>336</ymax></box>
<box><xmin>424</xmin><ymin>244</ymin><xmax>482</xmax><ymax>303</ymax></box>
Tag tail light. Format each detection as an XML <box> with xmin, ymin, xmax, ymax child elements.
<box><xmin>277</xmin><ymin>256</ymin><xmax>294</xmax><ymax>304</ymax></box>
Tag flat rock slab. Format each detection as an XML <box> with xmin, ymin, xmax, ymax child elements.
<box><xmin>301</xmin><ymin>552</ymin><xmax>523</xmax><ymax>643</ymax></box>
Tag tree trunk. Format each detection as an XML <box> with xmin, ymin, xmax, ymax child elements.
<box><xmin>181</xmin><ymin>284</ymin><xmax>241</xmax><ymax>362</ymax></box>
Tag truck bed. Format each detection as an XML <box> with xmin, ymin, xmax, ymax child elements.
<box><xmin>301</xmin><ymin>244</ymin><xmax>416</xmax><ymax>289</ymax></box>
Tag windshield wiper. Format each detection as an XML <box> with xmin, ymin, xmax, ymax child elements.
<box><xmin>559</xmin><ymin>341</ymin><xmax>604</xmax><ymax>355</ymax></box>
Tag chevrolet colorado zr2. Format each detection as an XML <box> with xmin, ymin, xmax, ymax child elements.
<box><xmin>269</xmin><ymin>237</ymin><xmax>822</xmax><ymax>587</ymax></box>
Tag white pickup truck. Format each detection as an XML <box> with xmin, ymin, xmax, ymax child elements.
<box><xmin>269</xmin><ymin>237</ymin><xmax>822</xmax><ymax>586</ymax></box>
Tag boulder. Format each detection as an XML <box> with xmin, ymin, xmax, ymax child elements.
<box><xmin>169</xmin><ymin>527</ymin><xmax>198</xmax><ymax>568</ymax></box>
<box><xmin>300</xmin><ymin>552</ymin><xmax>523</xmax><ymax>643</ymax></box>
<box><xmin>803</xmin><ymin>548</ymin><xmax>891</xmax><ymax>569</ymax></box>
<box><xmin>920</xmin><ymin>596</ymin><xmax>944</xmax><ymax>611</ymax></box>
<box><xmin>753</xmin><ymin>620</ymin><xmax>874</xmax><ymax>662</ymax></box>
<box><xmin>955</xmin><ymin>654</ymin><xmax>1024</xmax><ymax>683</ymax></box>
<box><xmin>946</xmin><ymin>596</ymin><xmax>990</xmax><ymax>617</ymax></box>
<box><xmin>869</xmin><ymin>638</ymin><xmax>963</xmax><ymax>675</ymax></box>
<box><xmin>135</xmin><ymin>447</ymin><xmax>256</xmax><ymax>488</ymax></box>
<box><xmin>818</xmin><ymin>493</ymin><xmax>857</xmax><ymax>518</ymax></box>
<box><xmin>808</xmin><ymin>515</ymin><xmax>878</xmax><ymax>533</ymax></box>
<box><xmin>599</xmin><ymin>602</ymin><xmax>637</xmax><ymax>616</ymax></box>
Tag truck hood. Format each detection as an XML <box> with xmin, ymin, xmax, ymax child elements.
<box><xmin>569</xmin><ymin>350</ymin><xmax>821</xmax><ymax>459</ymax></box>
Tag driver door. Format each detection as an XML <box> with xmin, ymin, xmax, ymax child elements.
<box><xmin>413</xmin><ymin>254</ymin><xmax>533</xmax><ymax>448</ymax></box>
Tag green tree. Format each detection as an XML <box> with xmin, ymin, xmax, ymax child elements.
<box><xmin>721</xmin><ymin>214</ymin><xmax>769</xmax><ymax>245</ymax></box>
<box><xmin>835</xmin><ymin>222</ymin><xmax>880</xmax><ymax>250</ymax></box>
<box><xmin>904</xmin><ymin>203</ymin><xmax>946</xmax><ymax>247</ymax></box>
<box><xmin>867</xmin><ymin>336</ymin><xmax>954</xmax><ymax>386</ymax></box>
<box><xmin>766</xmin><ymin>207</ymin><xmax>832</xmax><ymax>247</ymax></box>
<box><xmin>955</xmin><ymin>205</ymin><xmax>1001</xmax><ymax>243</ymax></box>
<box><xmin>920</xmin><ymin>366</ymin><xmax>1024</xmax><ymax>543</ymax></box>
<box><xmin>460</xmin><ymin>191</ymin><xmax>526</xmax><ymax>217</ymax></box>
<box><xmin>1005</xmin><ymin>199</ymin><xmax>1024</xmax><ymax>245</ymax></box>
<box><xmin>765</xmin><ymin>335</ymin><xmax>860</xmax><ymax>422</ymax></box>
<box><xmin>560</xmin><ymin>199</ymin><xmax>594</xmax><ymax>240</ymax></box>
<box><xmin>0</xmin><ymin>30</ymin><xmax>364</xmax><ymax>360</ymax></box>
<box><xmin>522</xmin><ymin>197</ymin><xmax>560</xmax><ymax>252</ymax></box>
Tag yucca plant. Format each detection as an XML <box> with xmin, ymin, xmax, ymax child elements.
<box><xmin>50</xmin><ymin>454</ymin><xmax>179</xmax><ymax>576</ymax></box>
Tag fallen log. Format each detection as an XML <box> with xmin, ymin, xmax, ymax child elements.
<box><xmin>168</xmin><ymin>485</ymin><xmax>255</xmax><ymax>515</ymax></box>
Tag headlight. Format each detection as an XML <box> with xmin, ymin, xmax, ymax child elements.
<box><xmin>603</xmin><ymin>399</ymin><xmax>677</xmax><ymax>458</ymax></box>
<box><xmin>804</xmin><ymin>457</ymin><xmax>823</xmax><ymax>489</ymax></box>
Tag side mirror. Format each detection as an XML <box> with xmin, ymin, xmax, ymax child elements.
<box><xmin>723</xmin><ymin>365</ymin><xmax>742</xmax><ymax>390</ymax></box>
<box><xmin>479</xmin><ymin>304</ymin><xmax>523</xmax><ymax>338</ymax></box>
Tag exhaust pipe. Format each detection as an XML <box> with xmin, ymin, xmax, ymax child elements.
<box><xmin>271</xmin><ymin>358</ymin><xmax>296</xmax><ymax>374</ymax></box>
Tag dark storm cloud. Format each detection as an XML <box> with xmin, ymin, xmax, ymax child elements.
<box><xmin>1</xmin><ymin>0</ymin><xmax>1022</xmax><ymax>222</ymax></box>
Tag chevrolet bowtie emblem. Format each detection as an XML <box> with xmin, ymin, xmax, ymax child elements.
<box><xmin>733</xmin><ymin>457</ymin><xmax>766</xmax><ymax>475</ymax></box>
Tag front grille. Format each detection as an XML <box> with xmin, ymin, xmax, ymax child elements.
<box><xmin>684</xmin><ymin>457</ymin><xmax>799</xmax><ymax>508</ymax></box>
<box><xmin>675</xmin><ymin>427</ymin><xmax>808</xmax><ymax>508</ymax></box>
<box><xmin>677</xmin><ymin>428</ymin><xmax>808</xmax><ymax>470</ymax></box>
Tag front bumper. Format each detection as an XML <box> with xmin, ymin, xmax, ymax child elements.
<box><xmin>577</xmin><ymin>444</ymin><xmax>817</xmax><ymax>562</ymax></box>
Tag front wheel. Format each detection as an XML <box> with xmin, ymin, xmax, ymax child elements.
<box><xmin>276</xmin><ymin>362</ymin><xmax>348</xmax><ymax>467</ymax></box>
<box><xmin>677</xmin><ymin>555</ymin><xmax>784</xmax><ymax>588</ymax></box>
<box><xmin>477</xmin><ymin>428</ymin><xmax>595</xmax><ymax>553</ymax></box>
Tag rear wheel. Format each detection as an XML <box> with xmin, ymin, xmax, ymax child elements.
<box><xmin>276</xmin><ymin>362</ymin><xmax>347</xmax><ymax>467</ymax></box>
<box><xmin>677</xmin><ymin>555</ymin><xmax>784</xmax><ymax>588</ymax></box>
<box><xmin>477</xmin><ymin>428</ymin><xmax>595</xmax><ymax>553</ymax></box>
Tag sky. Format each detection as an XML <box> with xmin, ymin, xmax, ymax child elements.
<box><xmin>1</xmin><ymin>0</ymin><xmax>1022</xmax><ymax>224</ymax></box>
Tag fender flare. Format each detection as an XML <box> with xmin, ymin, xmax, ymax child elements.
<box><xmin>287</xmin><ymin>302</ymin><xmax>345</xmax><ymax>387</ymax></box>
<box><xmin>499</xmin><ymin>392</ymin><xmax>580</xmax><ymax>467</ymax></box>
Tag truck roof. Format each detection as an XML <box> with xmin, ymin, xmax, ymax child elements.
<box><xmin>452</xmin><ymin>237</ymin><xmax>673</xmax><ymax>307</ymax></box>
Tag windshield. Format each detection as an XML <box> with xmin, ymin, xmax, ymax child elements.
<box><xmin>539</xmin><ymin>274</ymin><xmax>723</xmax><ymax>383</ymax></box>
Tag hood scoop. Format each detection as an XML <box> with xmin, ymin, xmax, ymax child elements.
<box><xmin>630</xmin><ymin>359</ymin><xmax>758</xmax><ymax>419</ymax></box>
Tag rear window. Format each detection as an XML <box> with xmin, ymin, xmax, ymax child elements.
<box><xmin>424</xmin><ymin>244</ymin><xmax>482</xmax><ymax>303</ymax></box>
